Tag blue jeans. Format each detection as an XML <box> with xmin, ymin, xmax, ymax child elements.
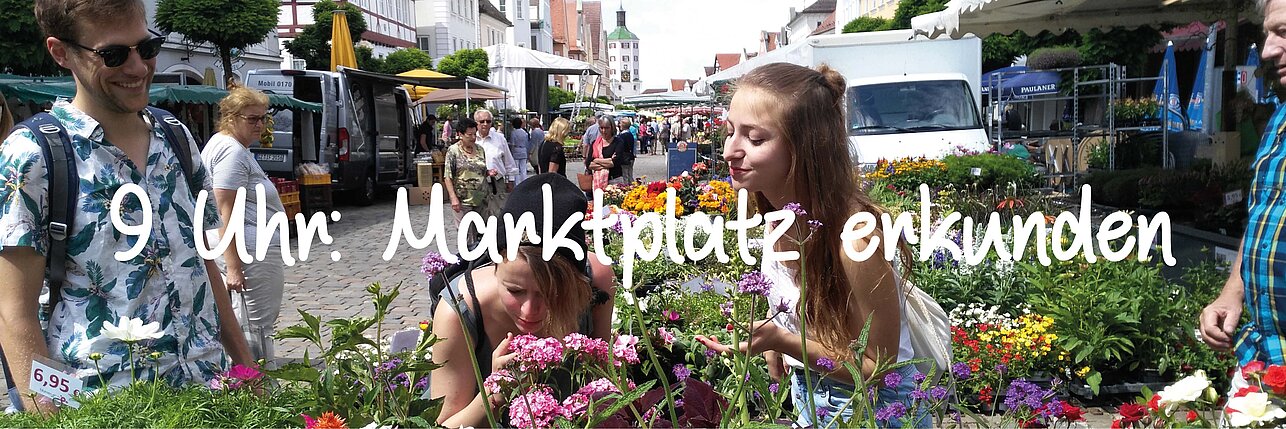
<box><xmin>790</xmin><ymin>364</ymin><xmax>930</xmax><ymax>428</ymax></box>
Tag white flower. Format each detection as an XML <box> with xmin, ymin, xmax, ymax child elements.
<box><xmin>101</xmin><ymin>317</ymin><xmax>163</xmax><ymax>343</ymax></box>
<box><xmin>1157</xmin><ymin>370</ymin><xmax>1211</xmax><ymax>412</ymax></box>
<box><xmin>1226</xmin><ymin>392</ymin><xmax>1286</xmax><ymax>427</ymax></box>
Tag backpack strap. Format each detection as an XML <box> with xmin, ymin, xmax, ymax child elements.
<box><xmin>144</xmin><ymin>107</ymin><xmax>198</xmax><ymax>198</ymax></box>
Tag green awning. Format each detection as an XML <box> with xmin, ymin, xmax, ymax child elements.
<box><xmin>1</xmin><ymin>79</ymin><xmax>320</xmax><ymax>112</ymax></box>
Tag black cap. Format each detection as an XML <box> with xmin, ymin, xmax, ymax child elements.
<box><xmin>495</xmin><ymin>173</ymin><xmax>589</xmax><ymax>274</ymax></box>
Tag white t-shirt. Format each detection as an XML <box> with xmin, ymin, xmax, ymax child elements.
<box><xmin>201</xmin><ymin>133</ymin><xmax>286</xmax><ymax>248</ymax></box>
<box><xmin>763</xmin><ymin>258</ymin><xmax>915</xmax><ymax>369</ymax></box>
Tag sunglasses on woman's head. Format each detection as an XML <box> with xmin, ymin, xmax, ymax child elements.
<box><xmin>58</xmin><ymin>30</ymin><xmax>167</xmax><ymax>68</ymax></box>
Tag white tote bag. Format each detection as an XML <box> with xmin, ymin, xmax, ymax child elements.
<box><xmin>901</xmin><ymin>280</ymin><xmax>953</xmax><ymax>381</ymax></box>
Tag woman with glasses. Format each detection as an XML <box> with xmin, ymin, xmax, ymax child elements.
<box><xmin>200</xmin><ymin>85</ymin><xmax>287</xmax><ymax>367</ymax></box>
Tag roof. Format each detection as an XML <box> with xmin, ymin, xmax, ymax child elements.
<box><xmin>479</xmin><ymin>0</ymin><xmax>513</xmax><ymax>27</ymax></box>
<box><xmin>715</xmin><ymin>53</ymin><xmax>741</xmax><ymax>70</ymax></box>
<box><xmin>912</xmin><ymin>0</ymin><xmax>1246</xmax><ymax>39</ymax></box>
<box><xmin>607</xmin><ymin>26</ymin><xmax>639</xmax><ymax>40</ymax></box>
<box><xmin>766</xmin><ymin>32</ymin><xmax>780</xmax><ymax>51</ymax></box>
<box><xmin>642</xmin><ymin>88</ymin><xmax>668</xmax><ymax>94</ymax></box>
<box><xmin>704</xmin><ymin>66</ymin><xmax>716</xmax><ymax>76</ymax></box>
<box><xmin>810</xmin><ymin>12</ymin><xmax>836</xmax><ymax>36</ymax></box>
<box><xmin>670</xmin><ymin>79</ymin><xmax>687</xmax><ymax>91</ymax></box>
<box><xmin>800</xmin><ymin>0</ymin><xmax>836</xmax><ymax>14</ymax></box>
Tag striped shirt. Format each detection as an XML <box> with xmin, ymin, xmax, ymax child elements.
<box><xmin>1237</xmin><ymin>102</ymin><xmax>1286</xmax><ymax>365</ymax></box>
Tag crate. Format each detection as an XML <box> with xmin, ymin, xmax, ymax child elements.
<box><xmin>301</xmin><ymin>173</ymin><xmax>331</xmax><ymax>186</ymax></box>
<box><xmin>279</xmin><ymin>191</ymin><xmax>300</xmax><ymax>206</ymax></box>
<box><xmin>417</xmin><ymin>163</ymin><xmax>445</xmax><ymax>187</ymax></box>
<box><xmin>283</xmin><ymin>201</ymin><xmax>301</xmax><ymax>221</ymax></box>
<box><xmin>273</xmin><ymin>179</ymin><xmax>298</xmax><ymax>195</ymax></box>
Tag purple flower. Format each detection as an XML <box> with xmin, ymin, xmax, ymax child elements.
<box><xmin>415</xmin><ymin>376</ymin><xmax>429</xmax><ymax>391</ymax></box>
<box><xmin>912</xmin><ymin>372</ymin><xmax>927</xmax><ymax>383</ymax></box>
<box><xmin>704</xmin><ymin>348</ymin><xmax>717</xmax><ymax>358</ymax></box>
<box><xmin>816</xmin><ymin>357</ymin><xmax>836</xmax><ymax>372</ymax></box>
<box><xmin>737</xmin><ymin>271</ymin><xmax>773</xmax><ymax>297</ymax></box>
<box><xmin>807</xmin><ymin>219</ymin><xmax>823</xmax><ymax>231</ymax></box>
<box><xmin>420</xmin><ymin>252</ymin><xmax>454</xmax><ymax>281</ymax></box>
<box><xmin>910</xmin><ymin>389</ymin><xmax>929</xmax><ymax>400</ymax></box>
<box><xmin>951</xmin><ymin>362</ymin><xmax>971</xmax><ymax>379</ymax></box>
<box><xmin>720</xmin><ymin>301</ymin><xmax>734</xmax><ymax>317</ymax></box>
<box><xmin>929</xmin><ymin>386</ymin><xmax>949</xmax><ymax>401</ymax></box>
<box><xmin>775</xmin><ymin>298</ymin><xmax>792</xmax><ymax>314</ymax></box>
<box><xmin>675</xmin><ymin>399</ymin><xmax>684</xmax><ymax>408</ymax></box>
<box><xmin>701</xmin><ymin>281</ymin><xmax>715</xmax><ymax>292</ymax></box>
<box><xmin>875</xmin><ymin>402</ymin><xmax>907</xmax><ymax>422</ymax></box>
<box><xmin>753</xmin><ymin>391</ymin><xmax>762</xmax><ymax>401</ymax></box>
<box><xmin>768</xmin><ymin>382</ymin><xmax>779</xmax><ymax>394</ymax></box>
<box><xmin>995</xmin><ymin>364</ymin><xmax>1008</xmax><ymax>374</ymax></box>
<box><xmin>673</xmin><ymin>364</ymin><xmax>692</xmax><ymax>381</ymax></box>
<box><xmin>884</xmin><ymin>371</ymin><xmax>903</xmax><ymax>388</ymax></box>
<box><xmin>783</xmin><ymin>202</ymin><xmax>807</xmax><ymax>217</ymax></box>
<box><xmin>816</xmin><ymin>407</ymin><xmax>830</xmax><ymax>420</ymax></box>
<box><xmin>663</xmin><ymin>310</ymin><xmax>680</xmax><ymax>321</ymax></box>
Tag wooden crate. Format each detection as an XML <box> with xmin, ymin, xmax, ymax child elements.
<box><xmin>283</xmin><ymin>201</ymin><xmax>302</xmax><ymax>221</ymax></box>
<box><xmin>301</xmin><ymin>173</ymin><xmax>331</xmax><ymax>186</ymax></box>
<box><xmin>417</xmin><ymin>163</ymin><xmax>445</xmax><ymax>187</ymax></box>
<box><xmin>274</xmin><ymin>179</ymin><xmax>298</xmax><ymax>195</ymax></box>
<box><xmin>279</xmin><ymin>191</ymin><xmax>300</xmax><ymax>206</ymax></box>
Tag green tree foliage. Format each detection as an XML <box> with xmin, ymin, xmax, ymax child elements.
<box><xmin>155</xmin><ymin>0</ymin><xmax>280</xmax><ymax>85</ymax></box>
<box><xmin>436</xmin><ymin>49</ymin><xmax>490</xmax><ymax>81</ymax></box>
<box><xmin>281</xmin><ymin>0</ymin><xmax>367</xmax><ymax>70</ymax></box>
<box><xmin>890</xmin><ymin>0</ymin><xmax>948</xmax><ymax>29</ymax></box>
<box><xmin>842</xmin><ymin>16</ymin><xmax>893</xmax><ymax>33</ymax></box>
<box><xmin>548</xmin><ymin>86</ymin><xmax>575</xmax><ymax>111</ymax></box>
<box><xmin>379</xmin><ymin>48</ymin><xmax>434</xmax><ymax>74</ymax></box>
<box><xmin>355</xmin><ymin>45</ymin><xmax>383</xmax><ymax>72</ymax></box>
<box><xmin>0</xmin><ymin>0</ymin><xmax>63</xmax><ymax>76</ymax></box>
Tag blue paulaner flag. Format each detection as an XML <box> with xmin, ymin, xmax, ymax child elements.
<box><xmin>1188</xmin><ymin>26</ymin><xmax>1217</xmax><ymax>131</ymax></box>
<box><xmin>1248</xmin><ymin>44</ymin><xmax>1274</xmax><ymax>104</ymax></box>
<box><xmin>1153</xmin><ymin>42</ymin><xmax>1186</xmax><ymax>132</ymax></box>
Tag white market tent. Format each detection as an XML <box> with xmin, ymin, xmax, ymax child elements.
<box><xmin>693</xmin><ymin>39</ymin><xmax>814</xmax><ymax>95</ymax></box>
<box><xmin>483</xmin><ymin>44</ymin><xmax>599</xmax><ymax>114</ymax></box>
<box><xmin>910</xmin><ymin>0</ymin><xmax>1253</xmax><ymax>40</ymax></box>
<box><xmin>621</xmin><ymin>90</ymin><xmax>711</xmax><ymax>108</ymax></box>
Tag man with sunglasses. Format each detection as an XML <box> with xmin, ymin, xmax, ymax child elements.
<box><xmin>472</xmin><ymin>109</ymin><xmax>518</xmax><ymax>216</ymax></box>
<box><xmin>0</xmin><ymin>0</ymin><xmax>253</xmax><ymax>412</ymax></box>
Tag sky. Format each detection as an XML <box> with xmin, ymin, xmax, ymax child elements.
<box><xmin>599</xmin><ymin>0</ymin><xmax>804</xmax><ymax>90</ymax></box>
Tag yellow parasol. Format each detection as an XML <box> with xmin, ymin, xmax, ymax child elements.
<box><xmin>330</xmin><ymin>10</ymin><xmax>357</xmax><ymax>72</ymax></box>
<box><xmin>397</xmin><ymin>69</ymin><xmax>454</xmax><ymax>99</ymax></box>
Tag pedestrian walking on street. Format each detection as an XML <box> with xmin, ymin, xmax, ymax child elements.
<box><xmin>658</xmin><ymin>119</ymin><xmax>671</xmax><ymax>155</ymax></box>
<box><xmin>444</xmin><ymin>118</ymin><xmax>493</xmax><ymax>247</ymax></box>
<box><xmin>539</xmin><ymin>117</ymin><xmax>571</xmax><ymax>177</ymax></box>
<box><xmin>430</xmin><ymin>173</ymin><xmax>615</xmax><ymax>428</ymax></box>
<box><xmin>508</xmin><ymin>117</ymin><xmax>530</xmax><ymax>184</ymax></box>
<box><xmin>0</xmin><ymin>0</ymin><xmax>254</xmax><ymax>412</ymax></box>
<box><xmin>696</xmin><ymin>62</ymin><xmax>927</xmax><ymax>428</ymax></box>
<box><xmin>527</xmin><ymin>117</ymin><xmax>545</xmax><ymax>173</ymax></box>
<box><xmin>474</xmin><ymin>110</ymin><xmax>518</xmax><ymax>216</ymax></box>
<box><xmin>202</xmin><ymin>85</ymin><xmax>288</xmax><ymax>367</ymax></box>
<box><xmin>617</xmin><ymin>117</ymin><xmax>638</xmax><ymax>183</ymax></box>
<box><xmin>586</xmin><ymin>116</ymin><xmax>621</xmax><ymax>189</ymax></box>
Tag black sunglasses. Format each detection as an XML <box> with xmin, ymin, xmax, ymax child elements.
<box><xmin>59</xmin><ymin>30</ymin><xmax>166</xmax><ymax>68</ymax></box>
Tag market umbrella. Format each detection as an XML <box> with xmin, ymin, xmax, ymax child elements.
<box><xmin>330</xmin><ymin>10</ymin><xmax>357</xmax><ymax>72</ymax></box>
<box><xmin>1152</xmin><ymin>41</ymin><xmax>1185</xmax><ymax>132</ymax></box>
<box><xmin>397</xmin><ymin>69</ymin><xmax>454</xmax><ymax>99</ymax></box>
<box><xmin>413</xmin><ymin>88</ymin><xmax>505</xmax><ymax>104</ymax></box>
<box><xmin>1187</xmin><ymin>25</ymin><xmax>1217</xmax><ymax>131</ymax></box>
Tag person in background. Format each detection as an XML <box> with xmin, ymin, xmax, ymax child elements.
<box><xmin>696</xmin><ymin>62</ymin><xmax>927</xmax><ymax>428</ymax></box>
<box><xmin>658</xmin><ymin>119</ymin><xmax>671</xmax><ymax>155</ymax></box>
<box><xmin>508</xmin><ymin>117</ymin><xmax>530</xmax><ymax>184</ymax></box>
<box><xmin>444</xmin><ymin>118</ymin><xmax>493</xmax><ymax>247</ymax></box>
<box><xmin>581</xmin><ymin>113</ymin><xmax>601</xmax><ymax>163</ymax></box>
<box><xmin>527</xmin><ymin>116</ymin><xmax>545</xmax><ymax>173</ymax></box>
<box><xmin>586</xmin><ymin>116</ymin><xmax>620</xmax><ymax>189</ymax></box>
<box><xmin>473</xmin><ymin>110</ymin><xmax>517</xmax><ymax>215</ymax></box>
<box><xmin>0</xmin><ymin>0</ymin><xmax>253</xmax><ymax>412</ymax></box>
<box><xmin>201</xmin><ymin>85</ymin><xmax>287</xmax><ymax>367</ymax></box>
<box><xmin>539</xmin><ymin>117</ymin><xmax>571</xmax><ymax>177</ymax></box>
<box><xmin>617</xmin><ymin>116</ymin><xmax>638</xmax><ymax>183</ymax></box>
<box><xmin>417</xmin><ymin>114</ymin><xmax>438</xmax><ymax>153</ymax></box>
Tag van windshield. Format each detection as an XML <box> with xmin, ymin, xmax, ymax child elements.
<box><xmin>847</xmin><ymin>80</ymin><xmax>981</xmax><ymax>136</ymax></box>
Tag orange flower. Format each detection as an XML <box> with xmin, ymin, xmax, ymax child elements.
<box><xmin>305</xmin><ymin>411</ymin><xmax>349</xmax><ymax>429</ymax></box>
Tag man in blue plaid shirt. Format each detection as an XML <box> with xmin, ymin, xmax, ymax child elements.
<box><xmin>1201</xmin><ymin>0</ymin><xmax>1286</xmax><ymax>365</ymax></box>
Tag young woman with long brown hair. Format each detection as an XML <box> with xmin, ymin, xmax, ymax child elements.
<box><xmin>696</xmin><ymin>62</ymin><xmax>926</xmax><ymax>428</ymax></box>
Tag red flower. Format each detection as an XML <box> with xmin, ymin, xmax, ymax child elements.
<box><xmin>1264</xmin><ymin>366</ymin><xmax>1286</xmax><ymax>395</ymax></box>
<box><xmin>977</xmin><ymin>323</ymin><xmax>990</xmax><ymax>332</ymax></box>
<box><xmin>1235</xmin><ymin>385</ymin><xmax>1262</xmax><ymax>397</ymax></box>
<box><xmin>1119</xmin><ymin>403</ymin><xmax>1147</xmax><ymax>423</ymax></box>
<box><xmin>1244</xmin><ymin>361</ymin><xmax>1267</xmax><ymax>375</ymax></box>
<box><xmin>1186</xmin><ymin>410</ymin><xmax>1199</xmax><ymax>423</ymax></box>
<box><xmin>1110</xmin><ymin>418</ymin><xmax>1122</xmax><ymax>429</ymax></box>
<box><xmin>1062</xmin><ymin>403</ymin><xmax>1084</xmax><ymax>421</ymax></box>
<box><xmin>979</xmin><ymin>385</ymin><xmax>994</xmax><ymax>404</ymax></box>
<box><xmin>1147</xmin><ymin>394</ymin><xmax>1161</xmax><ymax>412</ymax></box>
<box><xmin>1019</xmin><ymin>418</ymin><xmax>1048</xmax><ymax>428</ymax></box>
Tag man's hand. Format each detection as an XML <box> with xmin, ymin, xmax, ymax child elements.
<box><xmin>1200</xmin><ymin>292</ymin><xmax>1243</xmax><ymax>351</ymax></box>
<box><xmin>224</xmin><ymin>269</ymin><xmax>246</xmax><ymax>292</ymax></box>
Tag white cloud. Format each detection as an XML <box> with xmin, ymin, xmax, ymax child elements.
<box><xmin>601</xmin><ymin>0</ymin><xmax>800</xmax><ymax>90</ymax></box>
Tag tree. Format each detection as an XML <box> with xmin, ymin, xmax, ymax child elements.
<box><xmin>155</xmin><ymin>0</ymin><xmax>280</xmax><ymax>85</ymax></box>
<box><xmin>355</xmin><ymin>45</ymin><xmax>383</xmax><ymax>72</ymax></box>
<box><xmin>0</xmin><ymin>0</ymin><xmax>63</xmax><ymax>76</ymax></box>
<box><xmin>282</xmin><ymin>0</ymin><xmax>367</xmax><ymax>70</ymax></box>
<box><xmin>436</xmin><ymin>49</ymin><xmax>489</xmax><ymax>81</ymax></box>
<box><xmin>379</xmin><ymin>48</ymin><xmax>434</xmax><ymax>74</ymax></box>
<box><xmin>890</xmin><ymin>0</ymin><xmax>948</xmax><ymax>29</ymax></box>
<box><xmin>548</xmin><ymin>86</ymin><xmax>575</xmax><ymax>111</ymax></box>
<box><xmin>842</xmin><ymin>16</ymin><xmax>893</xmax><ymax>34</ymax></box>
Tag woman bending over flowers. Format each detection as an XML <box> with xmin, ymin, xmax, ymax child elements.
<box><xmin>695</xmin><ymin>62</ymin><xmax>926</xmax><ymax>428</ymax></box>
<box><xmin>430</xmin><ymin>174</ymin><xmax>616</xmax><ymax>428</ymax></box>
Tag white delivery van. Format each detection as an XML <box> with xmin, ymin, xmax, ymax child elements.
<box><xmin>245</xmin><ymin>67</ymin><xmax>416</xmax><ymax>205</ymax></box>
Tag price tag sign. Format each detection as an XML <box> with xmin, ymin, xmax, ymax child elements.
<box><xmin>28</xmin><ymin>356</ymin><xmax>84</xmax><ymax>408</ymax></box>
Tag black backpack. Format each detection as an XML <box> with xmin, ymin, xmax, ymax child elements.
<box><xmin>0</xmin><ymin>106</ymin><xmax>198</xmax><ymax>407</ymax></box>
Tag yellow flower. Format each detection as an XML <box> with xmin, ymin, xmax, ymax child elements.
<box><xmin>1076</xmin><ymin>366</ymin><xmax>1091</xmax><ymax>377</ymax></box>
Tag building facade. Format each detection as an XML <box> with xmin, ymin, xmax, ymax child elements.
<box><xmin>606</xmin><ymin>4</ymin><xmax>640</xmax><ymax>98</ymax></box>
<box><xmin>834</xmin><ymin>0</ymin><xmax>897</xmax><ymax>33</ymax></box>
<box><xmin>495</xmin><ymin>0</ymin><xmax>531</xmax><ymax>49</ymax></box>
<box><xmin>277</xmin><ymin>0</ymin><xmax>417</xmax><ymax>69</ymax></box>
<box><xmin>140</xmin><ymin>1</ymin><xmax>282</xmax><ymax>86</ymax></box>
<box><xmin>784</xmin><ymin>0</ymin><xmax>834</xmax><ymax>45</ymax></box>
<box><xmin>529</xmin><ymin>0</ymin><xmax>554</xmax><ymax>53</ymax></box>
<box><xmin>480</xmin><ymin>0</ymin><xmax>514</xmax><ymax>47</ymax></box>
<box><xmin>414</xmin><ymin>0</ymin><xmax>482</xmax><ymax>60</ymax></box>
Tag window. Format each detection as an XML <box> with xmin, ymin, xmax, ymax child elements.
<box><xmin>517</xmin><ymin>4</ymin><xmax>522</xmax><ymax>18</ymax></box>
<box><xmin>499</xmin><ymin>0</ymin><xmax>505</xmax><ymax>12</ymax></box>
<box><xmin>634</xmin><ymin>56</ymin><xmax>638</xmax><ymax>61</ymax></box>
<box><xmin>610</xmin><ymin>56</ymin><xmax>614</xmax><ymax>61</ymax></box>
<box><xmin>609</xmin><ymin>42</ymin><xmax>615</xmax><ymax>49</ymax></box>
<box><xmin>292</xmin><ymin>59</ymin><xmax>306</xmax><ymax>69</ymax></box>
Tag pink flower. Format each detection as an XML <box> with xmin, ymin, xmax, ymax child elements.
<box><xmin>657</xmin><ymin>327</ymin><xmax>675</xmax><ymax>346</ymax></box>
<box><xmin>509</xmin><ymin>385</ymin><xmax>561</xmax><ymax>429</ymax></box>
<box><xmin>483</xmin><ymin>369</ymin><xmax>516</xmax><ymax>394</ymax></box>
<box><xmin>513</xmin><ymin>336</ymin><xmax>565</xmax><ymax>370</ymax></box>
<box><xmin>209</xmin><ymin>377</ymin><xmax>226</xmax><ymax>391</ymax></box>
<box><xmin>613</xmin><ymin>334</ymin><xmax>640</xmax><ymax>366</ymax></box>
<box><xmin>226</xmin><ymin>364</ymin><xmax>262</xmax><ymax>381</ymax></box>
<box><xmin>576</xmin><ymin>378</ymin><xmax>621</xmax><ymax>397</ymax></box>
<box><xmin>563</xmin><ymin>333</ymin><xmax>610</xmax><ymax>361</ymax></box>
<box><xmin>560</xmin><ymin>393</ymin><xmax>591</xmax><ymax>417</ymax></box>
<box><xmin>301</xmin><ymin>413</ymin><xmax>315</xmax><ymax>428</ymax></box>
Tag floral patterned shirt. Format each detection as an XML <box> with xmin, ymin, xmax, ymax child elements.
<box><xmin>0</xmin><ymin>101</ymin><xmax>227</xmax><ymax>389</ymax></box>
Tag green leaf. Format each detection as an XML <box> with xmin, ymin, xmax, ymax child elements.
<box><xmin>264</xmin><ymin>362</ymin><xmax>321</xmax><ymax>383</ymax></box>
<box><xmin>1087</xmin><ymin>371</ymin><xmax>1103</xmax><ymax>395</ymax></box>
